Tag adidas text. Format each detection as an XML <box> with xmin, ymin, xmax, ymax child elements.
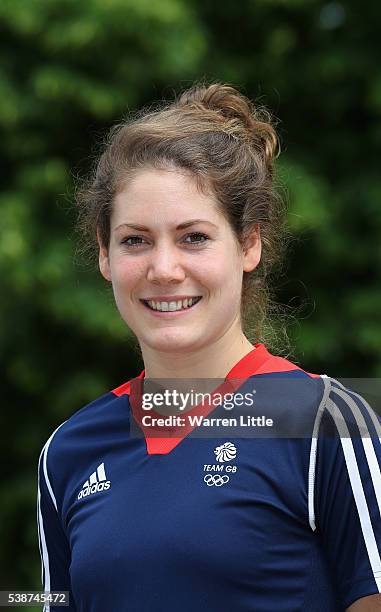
<box><xmin>78</xmin><ymin>481</ymin><xmax>111</xmax><ymax>499</ymax></box>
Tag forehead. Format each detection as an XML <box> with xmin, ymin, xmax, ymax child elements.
<box><xmin>112</xmin><ymin>168</ymin><xmax>223</xmax><ymax>227</ymax></box>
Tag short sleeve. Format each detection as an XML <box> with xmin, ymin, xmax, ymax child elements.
<box><xmin>314</xmin><ymin>376</ymin><xmax>381</xmax><ymax>609</ymax></box>
<box><xmin>37</xmin><ymin>433</ymin><xmax>77</xmax><ymax>612</ymax></box>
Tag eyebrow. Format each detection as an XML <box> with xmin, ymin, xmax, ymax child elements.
<box><xmin>114</xmin><ymin>219</ymin><xmax>218</xmax><ymax>232</ymax></box>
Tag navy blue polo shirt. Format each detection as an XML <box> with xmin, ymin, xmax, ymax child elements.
<box><xmin>37</xmin><ymin>343</ymin><xmax>381</xmax><ymax>611</ymax></box>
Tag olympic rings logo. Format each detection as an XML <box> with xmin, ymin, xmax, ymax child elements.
<box><xmin>203</xmin><ymin>474</ymin><xmax>230</xmax><ymax>487</ymax></box>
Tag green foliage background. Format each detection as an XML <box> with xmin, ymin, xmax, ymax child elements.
<box><xmin>1</xmin><ymin>0</ymin><xmax>380</xmax><ymax>605</ymax></box>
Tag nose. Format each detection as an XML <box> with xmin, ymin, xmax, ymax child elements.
<box><xmin>146</xmin><ymin>242</ymin><xmax>186</xmax><ymax>284</ymax></box>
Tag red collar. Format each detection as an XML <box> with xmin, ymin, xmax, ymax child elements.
<box><xmin>112</xmin><ymin>343</ymin><xmax>309</xmax><ymax>455</ymax></box>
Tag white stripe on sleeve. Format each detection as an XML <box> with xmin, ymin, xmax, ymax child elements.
<box><xmin>308</xmin><ymin>375</ymin><xmax>331</xmax><ymax>531</ymax></box>
<box><xmin>36</xmin><ymin>421</ymin><xmax>68</xmax><ymax>611</ymax></box>
<box><xmin>37</xmin><ymin>443</ymin><xmax>51</xmax><ymax>612</ymax></box>
<box><xmin>330</xmin><ymin>385</ymin><xmax>381</xmax><ymax>518</ymax></box>
<box><xmin>326</xmin><ymin>396</ymin><xmax>381</xmax><ymax>590</ymax></box>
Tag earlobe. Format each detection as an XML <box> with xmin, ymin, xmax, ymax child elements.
<box><xmin>99</xmin><ymin>250</ymin><xmax>112</xmax><ymax>282</ymax></box>
<box><xmin>243</xmin><ymin>224</ymin><xmax>261</xmax><ymax>272</ymax></box>
<box><xmin>97</xmin><ymin>229</ymin><xmax>112</xmax><ymax>282</ymax></box>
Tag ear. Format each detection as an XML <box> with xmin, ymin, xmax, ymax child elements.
<box><xmin>97</xmin><ymin>228</ymin><xmax>112</xmax><ymax>282</ymax></box>
<box><xmin>242</xmin><ymin>224</ymin><xmax>261</xmax><ymax>272</ymax></box>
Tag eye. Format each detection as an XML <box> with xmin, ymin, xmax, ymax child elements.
<box><xmin>183</xmin><ymin>232</ymin><xmax>209</xmax><ymax>246</ymax></box>
<box><xmin>121</xmin><ymin>236</ymin><xmax>146</xmax><ymax>248</ymax></box>
<box><xmin>120</xmin><ymin>232</ymin><xmax>210</xmax><ymax>249</ymax></box>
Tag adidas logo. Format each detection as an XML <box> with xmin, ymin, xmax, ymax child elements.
<box><xmin>78</xmin><ymin>462</ymin><xmax>111</xmax><ymax>500</ymax></box>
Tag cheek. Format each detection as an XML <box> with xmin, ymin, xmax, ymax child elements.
<box><xmin>202</xmin><ymin>252</ymin><xmax>242</xmax><ymax>290</ymax></box>
<box><xmin>110</xmin><ymin>256</ymin><xmax>145</xmax><ymax>287</ymax></box>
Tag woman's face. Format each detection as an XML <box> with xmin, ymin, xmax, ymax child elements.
<box><xmin>98</xmin><ymin>168</ymin><xmax>261</xmax><ymax>354</ymax></box>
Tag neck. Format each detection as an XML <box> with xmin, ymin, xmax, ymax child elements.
<box><xmin>140</xmin><ymin>329</ymin><xmax>255</xmax><ymax>381</ymax></box>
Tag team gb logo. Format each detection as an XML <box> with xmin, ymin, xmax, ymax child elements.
<box><xmin>214</xmin><ymin>442</ymin><xmax>237</xmax><ymax>463</ymax></box>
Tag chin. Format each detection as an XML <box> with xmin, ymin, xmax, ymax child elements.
<box><xmin>144</xmin><ymin>332</ymin><xmax>204</xmax><ymax>354</ymax></box>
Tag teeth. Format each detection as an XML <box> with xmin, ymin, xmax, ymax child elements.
<box><xmin>146</xmin><ymin>297</ymin><xmax>200</xmax><ymax>312</ymax></box>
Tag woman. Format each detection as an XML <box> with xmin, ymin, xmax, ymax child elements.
<box><xmin>37</xmin><ymin>82</ymin><xmax>381</xmax><ymax>611</ymax></box>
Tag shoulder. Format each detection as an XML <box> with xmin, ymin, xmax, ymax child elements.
<box><xmin>253</xmin><ymin>348</ymin><xmax>380</xmax><ymax>434</ymax></box>
<box><xmin>38</xmin><ymin>383</ymin><xmax>133</xmax><ymax>481</ymax></box>
<box><xmin>244</xmin><ymin>349</ymin><xmax>327</xmax><ymax>432</ymax></box>
<box><xmin>315</xmin><ymin>375</ymin><xmax>381</xmax><ymax>436</ymax></box>
<box><xmin>309</xmin><ymin>374</ymin><xmax>381</xmax><ymax>523</ymax></box>
<box><xmin>251</xmin><ymin>345</ymin><xmax>326</xmax><ymax>406</ymax></box>
<box><xmin>37</xmin><ymin>382</ymin><xmax>136</xmax><ymax>514</ymax></box>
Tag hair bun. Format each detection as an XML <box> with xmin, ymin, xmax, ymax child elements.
<box><xmin>176</xmin><ymin>82</ymin><xmax>279</xmax><ymax>165</ymax></box>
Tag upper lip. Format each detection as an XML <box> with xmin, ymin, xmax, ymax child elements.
<box><xmin>140</xmin><ymin>295</ymin><xmax>202</xmax><ymax>301</ymax></box>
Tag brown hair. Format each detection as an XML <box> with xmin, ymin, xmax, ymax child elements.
<box><xmin>75</xmin><ymin>80</ymin><xmax>296</xmax><ymax>357</ymax></box>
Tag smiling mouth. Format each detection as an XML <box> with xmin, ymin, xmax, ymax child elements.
<box><xmin>141</xmin><ymin>297</ymin><xmax>202</xmax><ymax>312</ymax></box>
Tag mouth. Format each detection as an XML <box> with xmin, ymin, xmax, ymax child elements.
<box><xmin>140</xmin><ymin>296</ymin><xmax>203</xmax><ymax>315</ymax></box>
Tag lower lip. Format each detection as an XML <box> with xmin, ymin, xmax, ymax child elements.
<box><xmin>140</xmin><ymin>298</ymin><xmax>203</xmax><ymax>317</ymax></box>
